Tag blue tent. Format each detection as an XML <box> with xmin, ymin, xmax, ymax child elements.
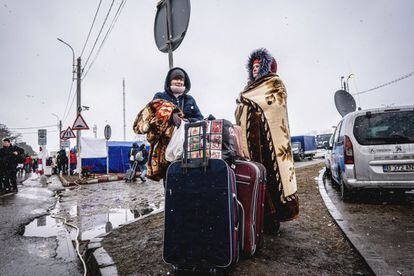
<box><xmin>81</xmin><ymin>141</ymin><xmax>148</xmax><ymax>173</ymax></box>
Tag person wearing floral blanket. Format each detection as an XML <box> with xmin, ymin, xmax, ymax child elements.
<box><xmin>235</xmin><ymin>48</ymin><xmax>299</xmax><ymax>234</ymax></box>
<box><xmin>133</xmin><ymin>67</ymin><xmax>203</xmax><ymax>181</ymax></box>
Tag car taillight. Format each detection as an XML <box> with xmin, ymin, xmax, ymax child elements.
<box><xmin>344</xmin><ymin>135</ymin><xmax>354</xmax><ymax>164</ymax></box>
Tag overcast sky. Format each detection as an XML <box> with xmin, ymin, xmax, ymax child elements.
<box><xmin>1</xmin><ymin>0</ymin><xmax>413</xmax><ymax>152</ymax></box>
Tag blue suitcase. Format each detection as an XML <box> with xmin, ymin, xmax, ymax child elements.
<box><xmin>163</xmin><ymin>121</ymin><xmax>242</xmax><ymax>272</ymax></box>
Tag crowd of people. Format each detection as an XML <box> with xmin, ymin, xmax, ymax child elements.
<box><xmin>0</xmin><ymin>136</ymin><xmax>82</xmax><ymax>194</ymax></box>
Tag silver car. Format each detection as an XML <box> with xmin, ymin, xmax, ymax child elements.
<box><xmin>329</xmin><ymin>105</ymin><xmax>414</xmax><ymax>199</ymax></box>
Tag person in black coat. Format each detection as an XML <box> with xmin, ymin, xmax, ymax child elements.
<box><xmin>153</xmin><ymin>67</ymin><xmax>203</xmax><ymax>125</ymax></box>
<box><xmin>0</xmin><ymin>138</ymin><xmax>24</xmax><ymax>192</ymax></box>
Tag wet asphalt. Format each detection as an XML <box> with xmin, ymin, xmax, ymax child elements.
<box><xmin>324</xmin><ymin>175</ymin><xmax>414</xmax><ymax>275</ymax></box>
<box><xmin>0</xmin><ymin>174</ymin><xmax>82</xmax><ymax>276</ymax></box>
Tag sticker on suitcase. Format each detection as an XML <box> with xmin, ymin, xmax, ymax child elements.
<box><xmin>187</xmin><ymin>120</ymin><xmax>223</xmax><ymax>159</ymax></box>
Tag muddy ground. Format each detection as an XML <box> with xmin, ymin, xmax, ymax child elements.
<box><xmin>101</xmin><ymin>163</ymin><xmax>372</xmax><ymax>275</ymax></box>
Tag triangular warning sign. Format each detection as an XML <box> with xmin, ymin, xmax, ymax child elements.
<box><xmin>61</xmin><ymin>127</ymin><xmax>76</xmax><ymax>139</ymax></box>
<box><xmin>72</xmin><ymin>114</ymin><xmax>89</xmax><ymax>130</ymax></box>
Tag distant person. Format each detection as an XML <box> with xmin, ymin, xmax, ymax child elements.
<box><xmin>17</xmin><ymin>163</ymin><xmax>24</xmax><ymax>178</ymax></box>
<box><xmin>57</xmin><ymin>149</ymin><xmax>67</xmax><ymax>174</ymax></box>
<box><xmin>136</xmin><ymin>144</ymin><xmax>148</xmax><ymax>183</ymax></box>
<box><xmin>128</xmin><ymin>143</ymin><xmax>139</xmax><ymax>181</ymax></box>
<box><xmin>24</xmin><ymin>155</ymin><xmax>32</xmax><ymax>173</ymax></box>
<box><xmin>235</xmin><ymin>48</ymin><xmax>298</xmax><ymax>233</ymax></box>
<box><xmin>0</xmin><ymin>138</ymin><xmax>24</xmax><ymax>193</ymax></box>
<box><xmin>153</xmin><ymin>67</ymin><xmax>203</xmax><ymax>125</ymax></box>
<box><xmin>32</xmin><ymin>158</ymin><xmax>38</xmax><ymax>173</ymax></box>
<box><xmin>69</xmin><ymin>150</ymin><xmax>77</xmax><ymax>174</ymax></box>
<box><xmin>52</xmin><ymin>155</ymin><xmax>58</xmax><ymax>175</ymax></box>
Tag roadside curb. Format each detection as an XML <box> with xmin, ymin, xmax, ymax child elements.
<box><xmin>84</xmin><ymin>209</ymin><xmax>164</xmax><ymax>276</ymax></box>
<box><xmin>58</xmin><ymin>174</ymin><xmax>125</xmax><ymax>186</ymax></box>
<box><xmin>317</xmin><ymin>169</ymin><xmax>398</xmax><ymax>276</ymax></box>
<box><xmin>58</xmin><ymin>174</ymin><xmax>74</xmax><ymax>187</ymax></box>
<box><xmin>83</xmin><ymin>175</ymin><xmax>124</xmax><ymax>184</ymax></box>
<box><xmin>85</xmin><ymin>237</ymin><xmax>120</xmax><ymax>276</ymax></box>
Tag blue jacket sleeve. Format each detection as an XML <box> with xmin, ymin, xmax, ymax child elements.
<box><xmin>188</xmin><ymin>101</ymin><xmax>203</xmax><ymax>122</ymax></box>
<box><xmin>153</xmin><ymin>92</ymin><xmax>164</xmax><ymax>100</ymax></box>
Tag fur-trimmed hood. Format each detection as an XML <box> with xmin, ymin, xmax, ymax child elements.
<box><xmin>163</xmin><ymin>67</ymin><xmax>191</xmax><ymax>96</ymax></box>
<box><xmin>246</xmin><ymin>48</ymin><xmax>277</xmax><ymax>83</ymax></box>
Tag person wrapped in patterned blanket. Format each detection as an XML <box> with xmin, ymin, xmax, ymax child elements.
<box><xmin>235</xmin><ymin>48</ymin><xmax>299</xmax><ymax>233</ymax></box>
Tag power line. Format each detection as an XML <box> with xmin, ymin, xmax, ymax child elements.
<box><xmin>83</xmin><ymin>0</ymin><xmax>127</xmax><ymax>80</ymax></box>
<box><xmin>9</xmin><ymin>124</ymin><xmax>57</xmax><ymax>130</ymax></box>
<box><xmin>14</xmin><ymin>130</ymin><xmax>58</xmax><ymax>135</ymax></box>
<box><xmin>82</xmin><ymin>0</ymin><xmax>115</xmax><ymax>71</ymax></box>
<box><xmin>61</xmin><ymin>79</ymin><xmax>75</xmax><ymax>121</ymax></box>
<box><xmin>62</xmin><ymin>87</ymin><xmax>77</xmax><ymax>125</ymax></box>
<box><xmin>80</xmin><ymin>0</ymin><xmax>103</xmax><ymax>58</ymax></box>
<box><xmin>353</xmin><ymin>70</ymin><xmax>414</xmax><ymax>96</ymax></box>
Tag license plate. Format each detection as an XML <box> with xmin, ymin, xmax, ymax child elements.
<box><xmin>383</xmin><ymin>164</ymin><xmax>414</xmax><ymax>172</ymax></box>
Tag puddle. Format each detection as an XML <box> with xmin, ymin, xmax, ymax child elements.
<box><xmin>24</xmin><ymin>215</ymin><xmax>60</xmax><ymax>238</ymax></box>
<box><xmin>23</xmin><ymin>214</ymin><xmax>78</xmax><ymax>261</ymax></box>
<box><xmin>80</xmin><ymin>208</ymin><xmax>143</xmax><ymax>240</ymax></box>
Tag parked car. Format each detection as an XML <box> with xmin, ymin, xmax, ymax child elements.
<box><xmin>324</xmin><ymin>134</ymin><xmax>335</xmax><ymax>175</ymax></box>
<box><xmin>328</xmin><ymin>105</ymin><xmax>414</xmax><ymax>200</ymax></box>
<box><xmin>316</xmin><ymin>133</ymin><xmax>333</xmax><ymax>149</ymax></box>
<box><xmin>291</xmin><ymin>135</ymin><xmax>317</xmax><ymax>161</ymax></box>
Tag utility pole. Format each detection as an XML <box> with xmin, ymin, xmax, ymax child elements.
<box><xmin>76</xmin><ymin>57</ymin><xmax>82</xmax><ymax>176</ymax></box>
<box><xmin>123</xmin><ymin>78</ymin><xmax>126</xmax><ymax>141</ymax></box>
<box><xmin>59</xmin><ymin>120</ymin><xmax>62</xmax><ymax>149</ymax></box>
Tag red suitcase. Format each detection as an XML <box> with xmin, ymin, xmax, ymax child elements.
<box><xmin>234</xmin><ymin>160</ymin><xmax>266</xmax><ymax>256</ymax></box>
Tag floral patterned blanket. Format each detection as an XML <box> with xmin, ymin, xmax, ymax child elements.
<box><xmin>133</xmin><ymin>99</ymin><xmax>179</xmax><ymax>181</ymax></box>
<box><xmin>235</xmin><ymin>74</ymin><xmax>299</xmax><ymax>223</ymax></box>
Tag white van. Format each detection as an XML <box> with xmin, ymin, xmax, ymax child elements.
<box><xmin>329</xmin><ymin>105</ymin><xmax>414</xmax><ymax>199</ymax></box>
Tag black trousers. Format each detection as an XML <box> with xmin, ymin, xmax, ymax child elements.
<box><xmin>2</xmin><ymin>170</ymin><xmax>17</xmax><ymax>190</ymax></box>
<box><xmin>0</xmin><ymin>173</ymin><xmax>6</xmax><ymax>190</ymax></box>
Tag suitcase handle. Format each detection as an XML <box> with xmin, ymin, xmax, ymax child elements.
<box><xmin>182</xmin><ymin>121</ymin><xmax>209</xmax><ymax>170</ymax></box>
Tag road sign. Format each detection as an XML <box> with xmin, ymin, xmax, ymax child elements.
<box><xmin>154</xmin><ymin>0</ymin><xmax>191</xmax><ymax>53</ymax></box>
<box><xmin>38</xmin><ymin>129</ymin><xmax>47</xmax><ymax>145</ymax></box>
<box><xmin>61</xmin><ymin>127</ymin><xmax>76</xmax><ymax>140</ymax></box>
<box><xmin>61</xmin><ymin>139</ymin><xmax>70</xmax><ymax>149</ymax></box>
<box><xmin>104</xmin><ymin>124</ymin><xmax>111</xmax><ymax>140</ymax></box>
<box><xmin>72</xmin><ymin>114</ymin><xmax>89</xmax><ymax>130</ymax></box>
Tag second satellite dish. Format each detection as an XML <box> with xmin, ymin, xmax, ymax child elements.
<box><xmin>334</xmin><ymin>89</ymin><xmax>357</xmax><ymax>117</ymax></box>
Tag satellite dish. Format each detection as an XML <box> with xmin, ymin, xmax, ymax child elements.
<box><xmin>334</xmin><ymin>89</ymin><xmax>357</xmax><ymax>117</ymax></box>
<box><xmin>154</xmin><ymin>0</ymin><xmax>191</xmax><ymax>53</ymax></box>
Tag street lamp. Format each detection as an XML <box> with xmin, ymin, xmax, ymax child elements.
<box><xmin>57</xmin><ymin>38</ymin><xmax>75</xmax><ymax>79</ymax></box>
<box><xmin>51</xmin><ymin>113</ymin><xmax>62</xmax><ymax>150</ymax></box>
<box><xmin>57</xmin><ymin>37</ymin><xmax>82</xmax><ymax>177</ymax></box>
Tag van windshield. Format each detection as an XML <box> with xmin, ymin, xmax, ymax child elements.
<box><xmin>353</xmin><ymin>110</ymin><xmax>414</xmax><ymax>145</ymax></box>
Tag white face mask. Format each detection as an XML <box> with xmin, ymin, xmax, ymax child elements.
<box><xmin>170</xmin><ymin>85</ymin><xmax>185</xmax><ymax>95</ymax></box>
